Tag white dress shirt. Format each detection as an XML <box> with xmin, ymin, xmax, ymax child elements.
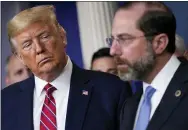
<box><xmin>133</xmin><ymin>55</ymin><xmax>180</xmax><ymax>130</ymax></box>
<box><xmin>33</xmin><ymin>56</ymin><xmax>72</xmax><ymax>130</ymax></box>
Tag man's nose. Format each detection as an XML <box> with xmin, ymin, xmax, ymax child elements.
<box><xmin>35</xmin><ymin>39</ymin><xmax>44</xmax><ymax>54</ymax></box>
<box><xmin>110</xmin><ymin>41</ymin><xmax>121</xmax><ymax>56</ymax></box>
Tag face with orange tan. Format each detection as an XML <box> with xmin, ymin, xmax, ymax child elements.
<box><xmin>8</xmin><ymin>5</ymin><xmax>68</xmax><ymax>82</ymax></box>
<box><xmin>11</xmin><ymin>22</ymin><xmax>67</xmax><ymax>82</ymax></box>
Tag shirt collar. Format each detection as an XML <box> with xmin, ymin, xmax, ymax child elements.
<box><xmin>143</xmin><ymin>55</ymin><xmax>180</xmax><ymax>94</ymax></box>
<box><xmin>35</xmin><ymin>56</ymin><xmax>73</xmax><ymax>98</ymax></box>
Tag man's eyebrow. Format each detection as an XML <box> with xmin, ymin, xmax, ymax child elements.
<box><xmin>20</xmin><ymin>31</ymin><xmax>48</xmax><ymax>45</ymax></box>
<box><xmin>36</xmin><ymin>30</ymin><xmax>49</xmax><ymax>37</ymax></box>
<box><xmin>21</xmin><ymin>38</ymin><xmax>32</xmax><ymax>45</ymax></box>
<box><xmin>118</xmin><ymin>33</ymin><xmax>132</xmax><ymax>37</ymax></box>
<box><xmin>112</xmin><ymin>33</ymin><xmax>132</xmax><ymax>38</ymax></box>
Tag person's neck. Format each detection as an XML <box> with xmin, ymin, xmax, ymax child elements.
<box><xmin>144</xmin><ymin>53</ymin><xmax>172</xmax><ymax>84</ymax></box>
<box><xmin>39</xmin><ymin>69</ymin><xmax>63</xmax><ymax>82</ymax></box>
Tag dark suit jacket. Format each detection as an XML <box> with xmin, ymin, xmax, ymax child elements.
<box><xmin>120</xmin><ymin>61</ymin><xmax>188</xmax><ymax>130</ymax></box>
<box><xmin>130</xmin><ymin>80</ymin><xmax>143</xmax><ymax>94</ymax></box>
<box><xmin>178</xmin><ymin>56</ymin><xmax>188</xmax><ymax>63</ymax></box>
<box><xmin>2</xmin><ymin>63</ymin><xmax>132</xmax><ymax>130</ymax></box>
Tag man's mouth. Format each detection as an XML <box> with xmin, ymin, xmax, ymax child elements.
<box><xmin>38</xmin><ymin>57</ymin><xmax>52</xmax><ymax>65</ymax></box>
<box><xmin>117</xmin><ymin>64</ymin><xmax>129</xmax><ymax>72</ymax></box>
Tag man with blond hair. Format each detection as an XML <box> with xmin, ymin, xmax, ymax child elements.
<box><xmin>2</xmin><ymin>5</ymin><xmax>132</xmax><ymax>130</ymax></box>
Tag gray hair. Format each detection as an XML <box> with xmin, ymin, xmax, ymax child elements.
<box><xmin>175</xmin><ymin>34</ymin><xmax>185</xmax><ymax>56</ymax></box>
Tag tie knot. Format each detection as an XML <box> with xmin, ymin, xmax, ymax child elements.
<box><xmin>44</xmin><ymin>83</ymin><xmax>56</xmax><ymax>95</ymax></box>
<box><xmin>144</xmin><ymin>86</ymin><xmax>156</xmax><ymax>99</ymax></box>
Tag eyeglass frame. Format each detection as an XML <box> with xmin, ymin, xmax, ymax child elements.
<box><xmin>106</xmin><ymin>33</ymin><xmax>155</xmax><ymax>47</ymax></box>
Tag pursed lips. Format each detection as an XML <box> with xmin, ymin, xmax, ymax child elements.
<box><xmin>38</xmin><ymin>57</ymin><xmax>52</xmax><ymax>65</ymax></box>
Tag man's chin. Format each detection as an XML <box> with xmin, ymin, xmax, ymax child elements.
<box><xmin>39</xmin><ymin>64</ymin><xmax>55</xmax><ymax>73</ymax></box>
<box><xmin>118</xmin><ymin>71</ymin><xmax>133</xmax><ymax>81</ymax></box>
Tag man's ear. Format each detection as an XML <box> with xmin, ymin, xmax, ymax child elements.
<box><xmin>152</xmin><ymin>33</ymin><xmax>169</xmax><ymax>55</ymax></box>
<box><xmin>59</xmin><ymin>26</ymin><xmax>67</xmax><ymax>47</ymax></box>
<box><xmin>11</xmin><ymin>39</ymin><xmax>26</xmax><ymax>65</ymax></box>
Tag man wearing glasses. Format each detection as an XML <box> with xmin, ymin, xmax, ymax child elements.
<box><xmin>107</xmin><ymin>1</ymin><xmax>188</xmax><ymax>130</ymax></box>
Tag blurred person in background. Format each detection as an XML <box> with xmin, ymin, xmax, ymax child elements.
<box><xmin>174</xmin><ymin>34</ymin><xmax>188</xmax><ymax>61</ymax></box>
<box><xmin>91</xmin><ymin>47</ymin><xmax>118</xmax><ymax>75</ymax></box>
<box><xmin>5</xmin><ymin>54</ymin><xmax>32</xmax><ymax>86</ymax></box>
<box><xmin>174</xmin><ymin>34</ymin><xmax>186</xmax><ymax>57</ymax></box>
<box><xmin>184</xmin><ymin>50</ymin><xmax>188</xmax><ymax>60</ymax></box>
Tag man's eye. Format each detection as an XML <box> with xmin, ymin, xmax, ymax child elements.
<box><xmin>42</xmin><ymin>35</ymin><xmax>49</xmax><ymax>38</ymax></box>
<box><xmin>22</xmin><ymin>41</ymin><xmax>32</xmax><ymax>49</ymax></box>
<box><xmin>119</xmin><ymin>37</ymin><xmax>126</xmax><ymax>41</ymax></box>
<box><xmin>40</xmin><ymin>34</ymin><xmax>50</xmax><ymax>42</ymax></box>
<box><xmin>15</xmin><ymin>69</ymin><xmax>23</xmax><ymax>75</ymax></box>
<box><xmin>41</xmin><ymin>33</ymin><xmax>50</xmax><ymax>39</ymax></box>
<box><xmin>119</xmin><ymin>37</ymin><xmax>131</xmax><ymax>40</ymax></box>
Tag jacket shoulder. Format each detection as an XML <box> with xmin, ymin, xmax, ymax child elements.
<box><xmin>79</xmin><ymin>68</ymin><xmax>132</xmax><ymax>93</ymax></box>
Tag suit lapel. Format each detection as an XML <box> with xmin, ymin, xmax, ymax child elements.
<box><xmin>65</xmin><ymin>64</ymin><xmax>93</xmax><ymax>130</ymax></box>
<box><xmin>147</xmin><ymin>62</ymin><xmax>188</xmax><ymax>130</ymax></box>
<box><xmin>120</xmin><ymin>89</ymin><xmax>143</xmax><ymax>130</ymax></box>
<box><xmin>16</xmin><ymin>76</ymin><xmax>35</xmax><ymax>130</ymax></box>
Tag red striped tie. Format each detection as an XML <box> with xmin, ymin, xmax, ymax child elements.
<box><xmin>40</xmin><ymin>83</ymin><xmax>57</xmax><ymax>130</ymax></box>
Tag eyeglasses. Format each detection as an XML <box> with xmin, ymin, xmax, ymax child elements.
<box><xmin>106</xmin><ymin>34</ymin><xmax>154</xmax><ymax>47</ymax></box>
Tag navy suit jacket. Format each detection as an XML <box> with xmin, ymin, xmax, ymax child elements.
<box><xmin>2</xmin><ymin>63</ymin><xmax>132</xmax><ymax>130</ymax></box>
<box><xmin>120</xmin><ymin>61</ymin><xmax>188</xmax><ymax>130</ymax></box>
<box><xmin>130</xmin><ymin>80</ymin><xmax>143</xmax><ymax>94</ymax></box>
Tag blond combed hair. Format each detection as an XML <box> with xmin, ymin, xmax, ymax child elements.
<box><xmin>7</xmin><ymin>5</ymin><xmax>59</xmax><ymax>53</ymax></box>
